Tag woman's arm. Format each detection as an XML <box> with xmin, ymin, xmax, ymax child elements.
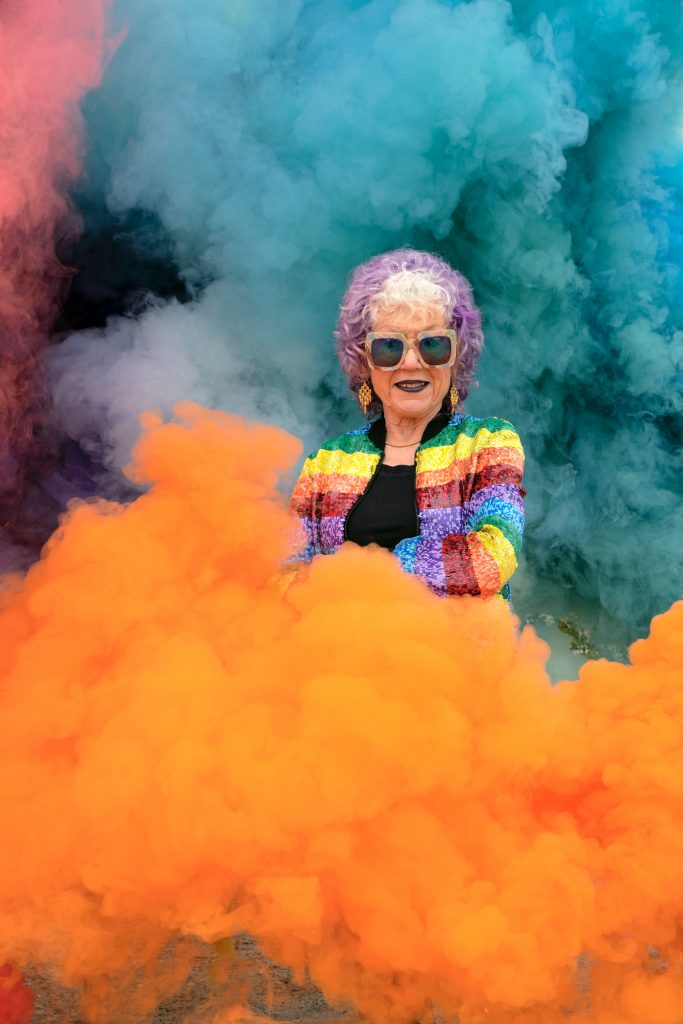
<box><xmin>393</xmin><ymin>424</ymin><xmax>526</xmax><ymax>599</ymax></box>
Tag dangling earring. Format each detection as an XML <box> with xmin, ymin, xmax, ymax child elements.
<box><xmin>358</xmin><ymin>381</ymin><xmax>372</xmax><ymax>416</ymax></box>
<box><xmin>449</xmin><ymin>382</ymin><xmax>459</xmax><ymax>415</ymax></box>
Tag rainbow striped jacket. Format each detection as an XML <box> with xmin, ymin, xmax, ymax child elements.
<box><xmin>290</xmin><ymin>413</ymin><xmax>526</xmax><ymax>601</ymax></box>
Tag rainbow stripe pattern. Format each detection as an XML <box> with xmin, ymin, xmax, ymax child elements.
<box><xmin>291</xmin><ymin>414</ymin><xmax>526</xmax><ymax>601</ymax></box>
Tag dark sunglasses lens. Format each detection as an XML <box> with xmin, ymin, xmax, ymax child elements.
<box><xmin>419</xmin><ymin>334</ymin><xmax>452</xmax><ymax>365</ymax></box>
<box><xmin>370</xmin><ymin>336</ymin><xmax>404</xmax><ymax>368</ymax></box>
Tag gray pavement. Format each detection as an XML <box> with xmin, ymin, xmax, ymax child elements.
<box><xmin>26</xmin><ymin>935</ymin><xmax>354</xmax><ymax>1024</ymax></box>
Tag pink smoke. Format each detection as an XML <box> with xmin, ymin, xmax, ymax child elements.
<box><xmin>0</xmin><ymin>0</ymin><xmax>113</xmax><ymax>540</ymax></box>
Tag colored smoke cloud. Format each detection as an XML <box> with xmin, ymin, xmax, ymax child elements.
<box><xmin>1</xmin><ymin>404</ymin><xmax>682</xmax><ymax>1022</ymax></box>
<box><xmin>0</xmin><ymin>0</ymin><xmax>110</xmax><ymax>549</ymax></box>
<box><xmin>0</xmin><ymin>2</ymin><xmax>681</xmax><ymax>1021</ymax></box>
<box><xmin>42</xmin><ymin>0</ymin><xmax>683</xmax><ymax>659</ymax></box>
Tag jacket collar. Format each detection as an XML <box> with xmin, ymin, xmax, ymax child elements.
<box><xmin>367</xmin><ymin>411</ymin><xmax>452</xmax><ymax>452</ymax></box>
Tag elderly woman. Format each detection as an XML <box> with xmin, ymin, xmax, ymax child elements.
<box><xmin>290</xmin><ymin>249</ymin><xmax>526</xmax><ymax>602</ymax></box>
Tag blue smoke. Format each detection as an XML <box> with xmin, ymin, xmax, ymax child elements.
<box><xmin>47</xmin><ymin>0</ymin><xmax>683</xmax><ymax>662</ymax></box>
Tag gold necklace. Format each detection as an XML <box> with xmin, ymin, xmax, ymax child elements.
<box><xmin>385</xmin><ymin>438</ymin><xmax>420</xmax><ymax>448</ymax></box>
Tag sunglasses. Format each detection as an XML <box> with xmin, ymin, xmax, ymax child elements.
<box><xmin>365</xmin><ymin>330</ymin><xmax>457</xmax><ymax>371</ymax></box>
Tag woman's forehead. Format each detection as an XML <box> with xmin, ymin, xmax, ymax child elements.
<box><xmin>371</xmin><ymin>306</ymin><xmax>447</xmax><ymax>332</ymax></box>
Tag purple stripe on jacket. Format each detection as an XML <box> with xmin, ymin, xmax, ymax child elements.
<box><xmin>464</xmin><ymin>483</ymin><xmax>525</xmax><ymax>518</ymax></box>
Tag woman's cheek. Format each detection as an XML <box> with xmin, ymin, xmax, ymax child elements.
<box><xmin>434</xmin><ymin>367</ymin><xmax>450</xmax><ymax>402</ymax></box>
<box><xmin>369</xmin><ymin>370</ymin><xmax>389</xmax><ymax>404</ymax></box>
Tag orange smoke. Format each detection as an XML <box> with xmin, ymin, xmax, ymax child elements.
<box><xmin>0</xmin><ymin>402</ymin><xmax>681</xmax><ymax>1023</ymax></box>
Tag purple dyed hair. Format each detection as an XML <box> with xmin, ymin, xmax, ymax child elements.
<box><xmin>335</xmin><ymin>248</ymin><xmax>484</xmax><ymax>417</ymax></box>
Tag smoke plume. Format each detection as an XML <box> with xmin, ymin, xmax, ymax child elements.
<box><xmin>0</xmin><ymin>0</ymin><xmax>111</xmax><ymax>550</ymax></box>
<box><xmin>1</xmin><ymin>405</ymin><xmax>682</xmax><ymax>1022</ymax></box>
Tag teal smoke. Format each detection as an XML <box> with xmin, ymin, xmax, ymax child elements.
<box><xmin>48</xmin><ymin>0</ymin><xmax>683</xmax><ymax>658</ymax></box>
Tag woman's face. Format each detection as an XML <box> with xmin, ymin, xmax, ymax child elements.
<box><xmin>367</xmin><ymin>307</ymin><xmax>452</xmax><ymax>421</ymax></box>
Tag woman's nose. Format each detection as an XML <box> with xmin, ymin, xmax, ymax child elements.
<box><xmin>402</xmin><ymin>344</ymin><xmax>421</xmax><ymax>370</ymax></box>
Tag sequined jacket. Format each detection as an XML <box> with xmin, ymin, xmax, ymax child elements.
<box><xmin>290</xmin><ymin>413</ymin><xmax>526</xmax><ymax>601</ymax></box>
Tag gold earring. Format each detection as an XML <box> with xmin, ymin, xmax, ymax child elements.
<box><xmin>358</xmin><ymin>381</ymin><xmax>372</xmax><ymax>415</ymax></box>
<box><xmin>449</xmin><ymin>382</ymin><xmax>459</xmax><ymax>415</ymax></box>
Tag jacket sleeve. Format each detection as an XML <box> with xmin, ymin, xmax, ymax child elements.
<box><xmin>272</xmin><ymin>458</ymin><xmax>318</xmax><ymax>595</ymax></box>
<box><xmin>287</xmin><ymin>456</ymin><xmax>318</xmax><ymax>565</ymax></box>
<box><xmin>393</xmin><ymin>422</ymin><xmax>526</xmax><ymax>599</ymax></box>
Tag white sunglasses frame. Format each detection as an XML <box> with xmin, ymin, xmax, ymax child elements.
<box><xmin>364</xmin><ymin>329</ymin><xmax>458</xmax><ymax>371</ymax></box>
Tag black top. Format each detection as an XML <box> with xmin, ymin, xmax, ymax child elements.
<box><xmin>345</xmin><ymin>463</ymin><xmax>418</xmax><ymax>550</ymax></box>
<box><xmin>345</xmin><ymin>413</ymin><xmax>451</xmax><ymax>549</ymax></box>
